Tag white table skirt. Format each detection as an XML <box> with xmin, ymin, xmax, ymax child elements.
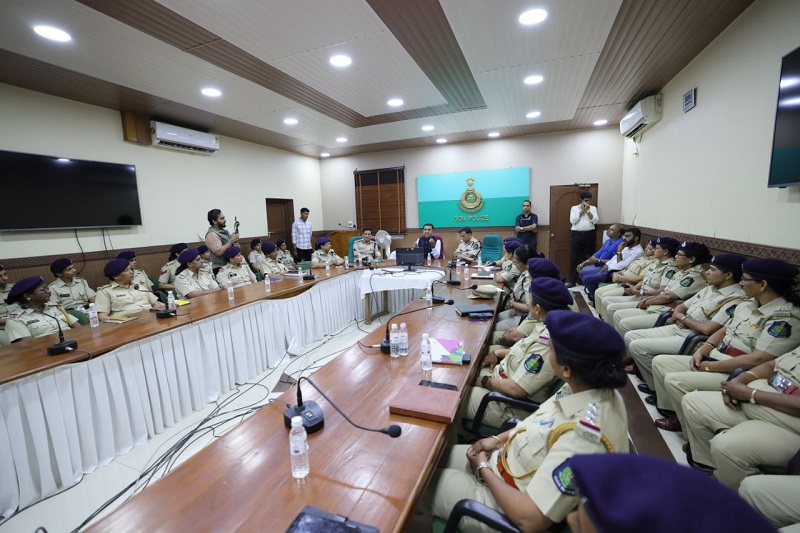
<box><xmin>0</xmin><ymin>271</ymin><xmax>417</xmax><ymax>518</ymax></box>
<box><xmin>357</xmin><ymin>267</ymin><xmax>444</xmax><ymax>299</ymax></box>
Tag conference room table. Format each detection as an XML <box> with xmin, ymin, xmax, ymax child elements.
<box><xmin>86</xmin><ymin>274</ymin><xmax>498</xmax><ymax>531</ymax></box>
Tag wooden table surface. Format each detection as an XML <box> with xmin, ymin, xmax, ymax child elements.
<box><xmin>0</xmin><ymin>262</ymin><xmax>460</xmax><ymax>385</ymax></box>
<box><xmin>86</xmin><ymin>279</ymin><xmax>497</xmax><ymax>532</ymax></box>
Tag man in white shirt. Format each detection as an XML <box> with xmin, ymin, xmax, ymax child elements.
<box><xmin>567</xmin><ymin>191</ymin><xmax>599</xmax><ymax>286</ymax></box>
<box><xmin>291</xmin><ymin>207</ymin><xmax>313</xmax><ymax>262</ymax></box>
<box><xmin>581</xmin><ymin>227</ymin><xmax>644</xmax><ymax>302</ymax></box>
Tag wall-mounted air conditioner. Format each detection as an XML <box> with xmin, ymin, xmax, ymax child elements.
<box><xmin>150</xmin><ymin>121</ymin><xmax>220</xmax><ymax>154</ymax></box>
<box><xmin>619</xmin><ymin>94</ymin><xmax>663</xmax><ymax>138</ymax></box>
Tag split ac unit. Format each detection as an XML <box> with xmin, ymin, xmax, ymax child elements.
<box><xmin>150</xmin><ymin>121</ymin><xmax>220</xmax><ymax>154</ymax></box>
<box><xmin>619</xmin><ymin>94</ymin><xmax>663</xmax><ymax>138</ymax></box>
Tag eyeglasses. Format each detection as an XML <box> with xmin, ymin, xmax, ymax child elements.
<box><xmin>740</xmin><ymin>276</ymin><xmax>757</xmax><ymax>283</ymax></box>
<box><xmin>675</xmin><ymin>252</ymin><xmax>688</xmax><ymax>257</ymax></box>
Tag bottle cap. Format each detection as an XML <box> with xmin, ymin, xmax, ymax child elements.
<box><xmin>291</xmin><ymin>416</ymin><xmax>303</xmax><ymax>428</ymax></box>
<box><xmin>391</xmin><ymin>323</ymin><xmax>398</xmax><ymax>329</ymax></box>
<box><xmin>422</xmin><ymin>333</ymin><xmax>429</xmax><ymax>339</ymax></box>
<box><xmin>400</xmin><ymin>322</ymin><xmax>406</xmax><ymax>328</ymax></box>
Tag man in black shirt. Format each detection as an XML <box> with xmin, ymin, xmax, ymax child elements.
<box><xmin>514</xmin><ymin>200</ymin><xmax>538</xmax><ymax>252</ymax></box>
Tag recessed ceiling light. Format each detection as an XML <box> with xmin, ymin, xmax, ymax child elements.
<box><xmin>593</xmin><ymin>119</ymin><xmax>608</xmax><ymax>126</ymax></box>
<box><xmin>336</xmin><ymin>137</ymin><xmax>347</xmax><ymax>143</ymax></box>
<box><xmin>780</xmin><ymin>97</ymin><xmax>800</xmax><ymax>107</ymax></box>
<box><xmin>201</xmin><ymin>87</ymin><xmax>222</xmax><ymax>97</ymax></box>
<box><xmin>421</xmin><ymin>125</ymin><xmax>434</xmax><ymax>131</ymax></box>
<box><xmin>524</xmin><ymin>75</ymin><xmax>544</xmax><ymax>85</ymax></box>
<box><xmin>56</xmin><ymin>158</ymin><xmax>71</xmax><ymax>163</ymax></box>
<box><xmin>519</xmin><ymin>9</ymin><xmax>548</xmax><ymax>25</ymax></box>
<box><xmin>526</xmin><ymin>111</ymin><xmax>542</xmax><ymax>119</ymax></box>
<box><xmin>33</xmin><ymin>25</ymin><xmax>71</xmax><ymax>42</ymax></box>
<box><xmin>436</xmin><ymin>138</ymin><xmax>448</xmax><ymax>144</ymax></box>
<box><xmin>387</xmin><ymin>98</ymin><xmax>404</xmax><ymax>107</ymax></box>
<box><xmin>320</xmin><ymin>152</ymin><xmax>330</xmax><ymax>158</ymax></box>
<box><xmin>283</xmin><ymin>118</ymin><xmax>298</xmax><ymax>125</ymax></box>
<box><xmin>330</xmin><ymin>55</ymin><xmax>352</xmax><ymax>67</ymax></box>
<box><xmin>488</xmin><ymin>132</ymin><xmax>500</xmax><ymax>138</ymax></box>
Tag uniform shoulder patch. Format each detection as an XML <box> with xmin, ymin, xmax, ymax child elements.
<box><xmin>768</xmin><ymin>321</ymin><xmax>792</xmax><ymax>338</ymax></box>
<box><xmin>552</xmin><ymin>460</ymin><xmax>576</xmax><ymax>496</ymax></box>
<box><xmin>664</xmin><ymin>269</ymin><xmax>676</xmax><ymax>280</ymax></box>
<box><xmin>680</xmin><ymin>276</ymin><xmax>695</xmax><ymax>287</ymax></box>
<box><xmin>726</xmin><ymin>304</ymin><xmax>737</xmax><ymax>318</ymax></box>
<box><xmin>524</xmin><ymin>354</ymin><xmax>544</xmax><ymax>374</ymax></box>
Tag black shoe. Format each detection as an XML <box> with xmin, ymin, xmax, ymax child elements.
<box><xmin>657</xmin><ymin>407</ymin><xmax>676</xmax><ymax>418</ymax></box>
<box><xmin>566</xmin><ymin>282</ymin><xmax>577</xmax><ymax>288</ymax></box>
<box><xmin>645</xmin><ymin>394</ymin><xmax>657</xmax><ymax>405</ymax></box>
<box><xmin>637</xmin><ymin>383</ymin><xmax>655</xmax><ymax>395</ymax></box>
<box><xmin>684</xmin><ymin>443</ymin><xmax>715</xmax><ymax>473</ymax></box>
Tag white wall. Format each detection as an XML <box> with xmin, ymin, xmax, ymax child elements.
<box><xmin>320</xmin><ymin>128</ymin><xmax>624</xmax><ymax>230</ymax></box>
<box><xmin>621</xmin><ymin>0</ymin><xmax>800</xmax><ymax>248</ymax></box>
<box><xmin>0</xmin><ymin>83</ymin><xmax>322</xmax><ymax>259</ymax></box>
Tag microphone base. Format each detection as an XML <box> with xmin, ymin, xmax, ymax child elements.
<box><xmin>156</xmin><ymin>310</ymin><xmax>177</xmax><ymax>319</ymax></box>
<box><xmin>284</xmin><ymin>401</ymin><xmax>325</xmax><ymax>434</ymax></box>
<box><xmin>446</xmin><ymin>280</ymin><xmax>462</xmax><ymax>286</ymax></box>
<box><xmin>380</xmin><ymin>339</ymin><xmax>391</xmax><ymax>354</ymax></box>
<box><xmin>47</xmin><ymin>340</ymin><xmax>78</xmax><ymax>355</ymax></box>
<box><xmin>431</xmin><ymin>295</ymin><xmax>446</xmax><ymax>304</ymax></box>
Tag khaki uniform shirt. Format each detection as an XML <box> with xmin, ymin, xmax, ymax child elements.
<box><xmin>498</xmin><ymin>259</ymin><xmax>521</xmax><ymax>285</ymax></box>
<box><xmin>493</xmin><ymin>321</ymin><xmax>557</xmax><ymax>402</ymax></box>
<box><xmin>216</xmin><ymin>263</ymin><xmax>256</xmax><ymax>288</ymax></box>
<box><xmin>644</xmin><ymin>264</ymin><xmax>706</xmax><ymax>314</ymax></box>
<box><xmin>0</xmin><ymin>284</ymin><xmax>21</xmax><ymax>329</ymax></box>
<box><xmin>487</xmin><ymin>385</ymin><xmax>628</xmax><ymax>523</ymax></box>
<box><xmin>507</xmin><ymin>271</ymin><xmax>531</xmax><ymax>308</ymax></box>
<box><xmin>455</xmin><ymin>237</ymin><xmax>481</xmax><ymax>262</ymax></box>
<box><xmin>174</xmin><ymin>270</ymin><xmax>220</xmax><ymax>299</ymax></box>
<box><xmin>683</xmin><ymin>283</ymin><xmax>744</xmax><ymax>324</ymax></box>
<box><xmin>95</xmin><ymin>282</ymin><xmax>159</xmax><ymax>316</ymax></box>
<box><xmin>621</xmin><ymin>255</ymin><xmax>656</xmax><ymax>277</ymax></box>
<box><xmin>312</xmin><ymin>249</ymin><xmax>341</xmax><ymax>265</ymax></box>
<box><xmin>48</xmin><ymin>277</ymin><xmax>96</xmax><ymax>309</ymax></box>
<box><xmin>6</xmin><ymin>304</ymin><xmax>78</xmax><ymax>342</ymax></box>
<box><xmin>131</xmin><ymin>269</ymin><xmax>154</xmax><ymax>291</ymax></box>
<box><xmin>158</xmin><ymin>260</ymin><xmax>180</xmax><ymax>286</ymax></box>
<box><xmin>263</xmin><ymin>257</ymin><xmax>289</xmax><ymax>276</ymax></box>
<box><xmin>712</xmin><ymin>297</ymin><xmax>800</xmax><ymax>357</ymax></box>
<box><xmin>640</xmin><ymin>259</ymin><xmax>677</xmax><ymax>291</ymax></box>
<box><xmin>775</xmin><ymin>348</ymin><xmax>800</xmax><ymax>385</ymax></box>
<box><xmin>353</xmin><ymin>238</ymin><xmax>381</xmax><ymax>261</ymax></box>
<box><xmin>277</xmin><ymin>250</ymin><xmax>294</xmax><ymax>268</ymax></box>
<box><xmin>248</xmin><ymin>250</ymin><xmax>266</xmax><ymax>273</ymax></box>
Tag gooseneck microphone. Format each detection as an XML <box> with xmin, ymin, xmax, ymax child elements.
<box><xmin>380</xmin><ymin>301</ymin><xmax>453</xmax><ymax>353</ymax></box>
<box><xmin>430</xmin><ymin>281</ymin><xmax>478</xmax><ymax>304</ymax></box>
<box><xmin>38</xmin><ymin>309</ymin><xmax>78</xmax><ymax>355</ymax></box>
<box><xmin>283</xmin><ymin>377</ymin><xmax>402</xmax><ymax>438</ymax></box>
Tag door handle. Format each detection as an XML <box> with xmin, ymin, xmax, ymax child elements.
<box><xmin>550</xmin><ymin>234</ymin><xmax>554</xmax><ymax>237</ymax></box>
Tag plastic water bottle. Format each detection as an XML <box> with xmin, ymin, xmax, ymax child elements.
<box><xmin>427</xmin><ymin>254</ymin><xmax>432</xmax><ymax>266</ymax></box>
<box><xmin>424</xmin><ymin>283</ymin><xmax>433</xmax><ymax>304</ymax></box>
<box><xmin>227</xmin><ymin>282</ymin><xmax>234</xmax><ymax>301</ymax></box>
<box><xmin>477</xmin><ymin>252</ymin><xmax>482</xmax><ymax>266</ymax></box>
<box><xmin>344</xmin><ymin>258</ymin><xmax>349</xmax><ymax>269</ymax></box>
<box><xmin>264</xmin><ymin>276</ymin><xmax>271</xmax><ymax>293</ymax></box>
<box><xmin>420</xmin><ymin>333</ymin><xmax>432</xmax><ymax>371</ymax></box>
<box><xmin>456</xmin><ymin>261</ymin><xmax>462</xmax><ymax>275</ymax></box>
<box><xmin>399</xmin><ymin>322</ymin><xmax>409</xmax><ymax>356</ymax></box>
<box><xmin>325</xmin><ymin>263</ymin><xmax>330</xmax><ymax>276</ymax></box>
<box><xmin>88</xmin><ymin>303</ymin><xmax>100</xmax><ymax>328</ymax></box>
<box><xmin>289</xmin><ymin>416</ymin><xmax>309</xmax><ymax>479</ymax></box>
<box><xmin>297</xmin><ymin>266</ymin><xmax>304</xmax><ymax>283</ymax></box>
<box><xmin>390</xmin><ymin>324</ymin><xmax>400</xmax><ymax>358</ymax></box>
<box><xmin>167</xmin><ymin>291</ymin><xmax>176</xmax><ymax>311</ymax></box>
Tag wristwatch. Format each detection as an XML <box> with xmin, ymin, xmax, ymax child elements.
<box><xmin>476</xmin><ymin>461</ymin><xmax>492</xmax><ymax>482</ymax></box>
<box><xmin>481</xmin><ymin>375</ymin><xmax>491</xmax><ymax>388</ymax></box>
<box><xmin>749</xmin><ymin>389</ymin><xmax>758</xmax><ymax>404</ymax></box>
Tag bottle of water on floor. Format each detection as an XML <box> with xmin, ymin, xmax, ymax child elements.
<box><xmin>88</xmin><ymin>303</ymin><xmax>99</xmax><ymax>328</ymax></box>
<box><xmin>420</xmin><ymin>333</ymin><xmax>432</xmax><ymax>371</ymax></box>
<box><xmin>399</xmin><ymin>322</ymin><xmax>409</xmax><ymax>356</ymax></box>
<box><xmin>390</xmin><ymin>323</ymin><xmax>400</xmax><ymax>358</ymax></box>
<box><xmin>289</xmin><ymin>416</ymin><xmax>309</xmax><ymax>479</ymax></box>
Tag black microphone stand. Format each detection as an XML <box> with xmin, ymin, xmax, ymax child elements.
<box><xmin>380</xmin><ymin>300</ymin><xmax>453</xmax><ymax>353</ymax></box>
<box><xmin>38</xmin><ymin>309</ymin><xmax>78</xmax><ymax>355</ymax></box>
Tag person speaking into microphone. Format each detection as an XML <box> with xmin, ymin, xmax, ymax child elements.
<box><xmin>4</xmin><ymin>276</ymin><xmax>80</xmax><ymax>343</ymax></box>
<box><xmin>95</xmin><ymin>259</ymin><xmax>165</xmax><ymax>321</ymax></box>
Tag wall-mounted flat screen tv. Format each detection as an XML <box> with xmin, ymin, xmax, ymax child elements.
<box><xmin>768</xmin><ymin>45</ymin><xmax>800</xmax><ymax>188</ymax></box>
<box><xmin>0</xmin><ymin>149</ymin><xmax>143</xmax><ymax>231</ymax></box>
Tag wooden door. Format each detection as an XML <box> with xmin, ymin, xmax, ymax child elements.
<box><xmin>265</xmin><ymin>198</ymin><xmax>294</xmax><ymax>245</ymax></box>
<box><xmin>548</xmin><ymin>184</ymin><xmax>598</xmax><ymax>276</ymax></box>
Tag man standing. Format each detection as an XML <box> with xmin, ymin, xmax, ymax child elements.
<box><xmin>291</xmin><ymin>207</ymin><xmax>313</xmax><ymax>262</ymax></box>
<box><xmin>580</xmin><ymin>227</ymin><xmax>644</xmax><ymax>302</ymax></box>
<box><xmin>204</xmin><ymin>209</ymin><xmax>239</xmax><ymax>274</ymax></box>
<box><xmin>416</xmin><ymin>223</ymin><xmax>441</xmax><ymax>259</ymax></box>
<box><xmin>514</xmin><ymin>200</ymin><xmax>538</xmax><ymax>252</ymax></box>
<box><xmin>568</xmin><ymin>192</ymin><xmax>599</xmax><ymax>286</ymax></box>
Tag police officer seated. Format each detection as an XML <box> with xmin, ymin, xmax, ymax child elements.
<box><xmin>174</xmin><ymin>249</ymin><xmax>222</xmax><ymax>299</ymax></box>
<box><xmin>95</xmin><ymin>259</ymin><xmax>165</xmax><ymax>320</ymax></box>
<box><xmin>216</xmin><ymin>246</ymin><xmax>256</xmax><ymax>288</ymax></box>
<box><xmin>4</xmin><ymin>276</ymin><xmax>80</xmax><ymax>343</ymax></box>
<box><xmin>47</xmin><ymin>257</ymin><xmax>96</xmax><ymax>316</ymax></box>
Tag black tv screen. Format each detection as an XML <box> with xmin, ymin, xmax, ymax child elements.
<box><xmin>0</xmin><ymin>149</ymin><xmax>143</xmax><ymax>231</ymax></box>
<box><xmin>768</xmin><ymin>45</ymin><xmax>800</xmax><ymax>188</ymax></box>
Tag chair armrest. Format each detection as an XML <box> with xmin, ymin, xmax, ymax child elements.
<box><xmin>653</xmin><ymin>310</ymin><xmax>673</xmax><ymax>328</ymax></box>
<box><xmin>679</xmin><ymin>333</ymin><xmax>709</xmax><ymax>355</ymax></box>
<box><xmin>471</xmin><ymin>391</ymin><xmax>540</xmax><ymax>439</ymax></box>
<box><xmin>444</xmin><ymin>499</ymin><xmax>521</xmax><ymax>533</ymax></box>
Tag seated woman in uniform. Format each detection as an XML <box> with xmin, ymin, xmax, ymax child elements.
<box><xmin>47</xmin><ymin>257</ymin><xmax>96</xmax><ymax>311</ymax></box>
<box><xmin>311</xmin><ymin>237</ymin><xmax>344</xmax><ymax>268</ymax></box>
<box><xmin>261</xmin><ymin>241</ymin><xmax>289</xmax><ymax>276</ymax></box>
<box><xmin>460</xmin><ymin>277</ymin><xmax>574</xmax><ymax>433</ymax></box>
<box><xmin>594</xmin><ymin>237</ymin><xmax>657</xmax><ymax>319</ymax></box>
<box><xmin>117</xmin><ymin>251</ymin><xmax>154</xmax><ymax>291</ymax></box>
<box><xmin>423</xmin><ymin>311</ymin><xmax>629</xmax><ymax>533</ymax></box>
<box><xmin>95</xmin><ymin>259</ymin><xmax>165</xmax><ymax>320</ymax></box>
<box><xmin>493</xmin><ymin>245</ymin><xmax>536</xmax><ymax>333</ymax></box>
<box><xmin>5</xmin><ymin>276</ymin><xmax>80</xmax><ymax>342</ymax></box>
<box><xmin>248</xmin><ymin>239</ymin><xmax>266</xmax><ymax>275</ymax></box>
<box><xmin>197</xmin><ymin>245</ymin><xmax>215</xmax><ymax>277</ymax></box>
<box><xmin>216</xmin><ymin>246</ymin><xmax>256</xmax><ymax>288</ymax></box>
<box><xmin>491</xmin><ymin>238</ymin><xmax>523</xmax><ymax>287</ymax></box>
<box><xmin>174</xmin><ymin>249</ymin><xmax>222</xmax><ymax>299</ymax></box>
<box><xmin>0</xmin><ymin>263</ymin><xmax>21</xmax><ymax>345</ymax></box>
<box><xmin>158</xmin><ymin>243</ymin><xmax>188</xmax><ymax>291</ymax></box>
<box><xmin>276</xmin><ymin>239</ymin><xmax>295</xmax><ymax>269</ymax></box>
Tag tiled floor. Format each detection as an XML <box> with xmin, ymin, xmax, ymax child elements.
<box><xmin>0</xmin><ymin>291</ymin><xmax>687</xmax><ymax>532</ymax></box>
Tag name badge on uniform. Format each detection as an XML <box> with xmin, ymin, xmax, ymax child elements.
<box><xmin>773</xmin><ymin>308</ymin><xmax>791</xmax><ymax>318</ymax></box>
<box><xmin>537</xmin><ymin>334</ymin><xmax>550</xmax><ymax>345</ymax></box>
<box><xmin>59</xmin><ymin>292</ymin><xmax>70</xmax><ymax>298</ymax></box>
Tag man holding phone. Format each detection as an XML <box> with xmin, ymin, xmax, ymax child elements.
<box><xmin>567</xmin><ymin>191</ymin><xmax>599</xmax><ymax>287</ymax></box>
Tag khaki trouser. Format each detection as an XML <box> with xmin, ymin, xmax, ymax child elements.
<box><xmin>740</xmin><ymin>475</ymin><xmax>800</xmax><ymax>530</ymax></box>
<box><xmin>612</xmin><ymin>308</ymin><xmax>660</xmax><ymax>337</ymax></box>
<box><xmin>651</xmin><ymin>354</ymin><xmax>731</xmax><ymax>426</ymax></box>
<box><xmin>625</xmin><ymin>325</ymin><xmax>691</xmax><ymax>389</ymax></box>
<box><xmin>601</xmin><ymin>296</ymin><xmax>640</xmax><ymax>325</ymax></box>
<box><xmin>595</xmin><ymin>284</ymin><xmax>624</xmax><ymax>319</ymax></box>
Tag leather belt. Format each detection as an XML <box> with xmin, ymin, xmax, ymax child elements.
<box><xmin>496</xmin><ymin>455</ymin><xmax>517</xmax><ymax>488</ymax></box>
<box><xmin>498</xmin><ymin>369</ymin><xmax>508</xmax><ymax>379</ymax></box>
<box><xmin>718</xmin><ymin>342</ymin><xmax>746</xmax><ymax>357</ymax></box>
<box><xmin>770</xmin><ymin>373</ymin><xmax>800</xmax><ymax>396</ymax></box>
